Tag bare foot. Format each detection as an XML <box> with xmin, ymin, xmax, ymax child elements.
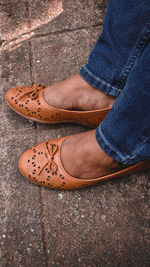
<box><xmin>43</xmin><ymin>74</ymin><xmax>115</xmax><ymax>111</ymax></box>
<box><xmin>60</xmin><ymin>130</ymin><xmax>124</xmax><ymax>179</ymax></box>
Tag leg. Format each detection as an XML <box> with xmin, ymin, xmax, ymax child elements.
<box><xmin>96</xmin><ymin>38</ymin><xmax>150</xmax><ymax>165</ymax></box>
<box><xmin>80</xmin><ymin>0</ymin><xmax>150</xmax><ymax>96</ymax></box>
<box><xmin>61</xmin><ymin>39</ymin><xmax>150</xmax><ymax>179</ymax></box>
<box><xmin>61</xmin><ymin>3</ymin><xmax>150</xmax><ymax>178</ymax></box>
<box><xmin>43</xmin><ymin>74</ymin><xmax>115</xmax><ymax>110</ymax></box>
<box><xmin>44</xmin><ymin>0</ymin><xmax>150</xmax><ymax>110</ymax></box>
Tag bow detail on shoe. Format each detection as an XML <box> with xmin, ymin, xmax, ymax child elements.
<box><xmin>39</xmin><ymin>141</ymin><xmax>58</xmax><ymax>175</ymax></box>
<box><xmin>18</xmin><ymin>84</ymin><xmax>45</xmax><ymax>101</ymax></box>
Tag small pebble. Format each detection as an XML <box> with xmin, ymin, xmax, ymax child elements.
<box><xmin>58</xmin><ymin>193</ymin><xmax>63</xmax><ymax>200</ymax></box>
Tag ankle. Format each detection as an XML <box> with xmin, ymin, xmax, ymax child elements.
<box><xmin>43</xmin><ymin>73</ymin><xmax>116</xmax><ymax>111</ymax></box>
<box><xmin>60</xmin><ymin>130</ymin><xmax>122</xmax><ymax>179</ymax></box>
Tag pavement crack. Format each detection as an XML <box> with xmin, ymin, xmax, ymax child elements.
<box><xmin>28</xmin><ymin>39</ymin><xmax>34</xmax><ymax>84</ymax></box>
<box><xmin>1</xmin><ymin>23</ymin><xmax>102</xmax><ymax>51</ymax></box>
<box><xmin>39</xmin><ymin>187</ymin><xmax>49</xmax><ymax>267</ymax></box>
<box><xmin>31</xmin><ymin>22</ymin><xmax>103</xmax><ymax>39</ymax></box>
<box><xmin>1</xmin><ymin>30</ymin><xmax>35</xmax><ymax>50</ymax></box>
<box><xmin>26</xmin><ymin>0</ymin><xmax>34</xmax><ymax>85</ymax></box>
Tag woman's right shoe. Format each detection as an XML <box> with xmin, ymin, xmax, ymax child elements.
<box><xmin>5</xmin><ymin>84</ymin><xmax>111</xmax><ymax>128</ymax></box>
<box><xmin>19</xmin><ymin>135</ymin><xmax>150</xmax><ymax>190</ymax></box>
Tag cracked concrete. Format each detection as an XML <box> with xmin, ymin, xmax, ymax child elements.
<box><xmin>0</xmin><ymin>0</ymin><xmax>150</xmax><ymax>266</ymax></box>
<box><xmin>1</xmin><ymin>0</ymin><xmax>63</xmax><ymax>51</ymax></box>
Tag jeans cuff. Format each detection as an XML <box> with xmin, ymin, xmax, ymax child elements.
<box><xmin>96</xmin><ymin>126</ymin><xmax>127</xmax><ymax>165</ymax></box>
<box><xmin>79</xmin><ymin>64</ymin><xmax>121</xmax><ymax>97</ymax></box>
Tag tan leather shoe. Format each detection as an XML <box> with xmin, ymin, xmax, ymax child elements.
<box><xmin>19</xmin><ymin>135</ymin><xmax>150</xmax><ymax>190</ymax></box>
<box><xmin>5</xmin><ymin>84</ymin><xmax>111</xmax><ymax>128</ymax></box>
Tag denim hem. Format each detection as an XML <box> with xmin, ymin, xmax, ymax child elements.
<box><xmin>96</xmin><ymin>126</ymin><xmax>127</xmax><ymax>165</ymax></box>
<box><xmin>79</xmin><ymin>64</ymin><xmax>121</xmax><ymax>97</ymax></box>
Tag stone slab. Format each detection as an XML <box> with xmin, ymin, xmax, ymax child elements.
<box><xmin>36</xmin><ymin>123</ymin><xmax>87</xmax><ymax>144</ymax></box>
<box><xmin>43</xmin><ymin>174</ymin><xmax>150</xmax><ymax>267</ymax></box>
<box><xmin>0</xmin><ymin>132</ymin><xmax>46</xmax><ymax>266</ymax></box>
<box><xmin>1</xmin><ymin>40</ymin><xmax>34</xmax><ymax>135</ymax></box>
<box><xmin>28</xmin><ymin>0</ymin><xmax>106</xmax><ymax>36</ymax></box>
<box><xmin>31</xmin><ymin>26</ymin><xmax>101</xmax><ymax>85</ymax></box>
<box><xmin>0</xmin><ymin>0</ymin><xmax>107</xmax><ymax>49</ymax></box>
<box><xmin>1</xmin><ymin>40</ymin><xmax>31</xmax><ymax>93</ymax></box>
<box><xmin>0</xmin><ymin>0</ymin><xmax>29</xmax><ymax>41</ymax></box>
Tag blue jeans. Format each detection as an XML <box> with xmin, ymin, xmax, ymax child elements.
<box><xmin>80</xmin><ymin>0</ymin><xmax>150</xmax><ymax>165</ymax></box>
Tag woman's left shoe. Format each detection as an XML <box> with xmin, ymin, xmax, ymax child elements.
<box><xmin>19</xmin><ymin>135</ymin><xmax>150</xmax><ymax>190</ymax></box>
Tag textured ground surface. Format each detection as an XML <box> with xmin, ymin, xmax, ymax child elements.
<box><xmin>0</xmin><ymin>1</ymin><xmax>150</xmax><ymax>266</ymax></box>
